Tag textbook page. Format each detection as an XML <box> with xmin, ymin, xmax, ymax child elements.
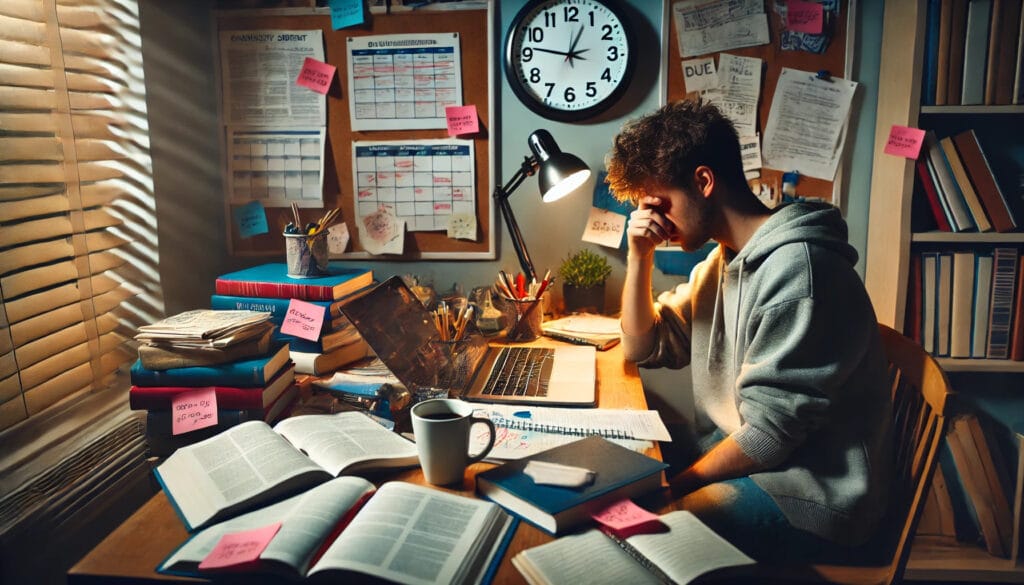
<box><xmin>309</xmin><ymin>482</ymin><xmax>512</xmax><ymax>585</ymax></box>
<box><xmin>155</xmin><ymin>421</ymin><xmax>329</xmax><ymax>531</ymax></box>
<box><xmin>273</xmin><ymin>411</ymin><xmax>418</xmax><ymax>476</ymax></box>
<box><xmin>628</xmin><ymin>511</ymin><xmax>754</xmax><ymax>584</ymax></box>
<box><xmin>159</xmin><ymin>477</ymin><xmax>375</xmax><ymax>577</ymax></box>
<box><xmin>512</xmin><ymin>528</ymin><xmax>662</xmax><ymax>585</ymax></box>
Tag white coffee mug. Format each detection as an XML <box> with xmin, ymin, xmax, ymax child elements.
<box><xmin>410</xmin><ymin>398</ymin><xmax>496</xmax><ymax>485</ymax></box>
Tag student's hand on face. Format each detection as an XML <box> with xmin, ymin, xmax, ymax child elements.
<box><xmin>627</xmin><ymin>195</ymin><xmax>674</xmax><ymax>257</ymax></box>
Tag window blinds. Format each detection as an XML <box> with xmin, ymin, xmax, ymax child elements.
<box><xmin>0</xmin><ymin>0</ymin><xmax>163</xmax><ymax>431</ymax></box>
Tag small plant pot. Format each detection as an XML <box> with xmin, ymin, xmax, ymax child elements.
<box><xmin>562</xmin><ymin>283</ymin><xmax>605</xmax><ymax>314</ymax></box>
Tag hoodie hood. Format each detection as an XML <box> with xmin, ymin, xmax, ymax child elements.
<box><xmin>731</xmin><ymin>201</ymin><xmax>858</xmax><ymax>269</ymax></box>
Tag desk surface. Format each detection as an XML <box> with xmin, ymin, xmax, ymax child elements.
<box><xmin>68</xmin><ymin>343</ymin><xmax>667</xmax><ymax>585</ymax></box>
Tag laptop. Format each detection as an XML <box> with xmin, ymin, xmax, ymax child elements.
<box><xmin>338</xmin><ymin>276</ymin><xmax>596</xmax><ymax>406</ymax></box>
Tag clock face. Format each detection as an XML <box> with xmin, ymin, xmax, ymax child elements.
<box><xmin>505</xmin><ymin>0</ymin><xmax>635</xmax><ymax>121</ymax></box>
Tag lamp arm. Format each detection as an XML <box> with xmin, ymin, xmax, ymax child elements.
<box><xmin>493</xmin><ymin>155</ymin><xmax>540</xmax><ymax>281</ymax></box>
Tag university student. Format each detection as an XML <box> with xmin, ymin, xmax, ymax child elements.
<box><xmin>606</xmin><ymin>100</ymin><xmax>892</xmax><ymax>562</ymax></box>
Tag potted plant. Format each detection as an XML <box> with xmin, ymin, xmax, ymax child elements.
<box><xmin>558</xmin><ymin>249</ymin><xmax>612</xmax><ymax>314</ymax></box>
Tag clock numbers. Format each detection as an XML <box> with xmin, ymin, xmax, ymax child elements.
<box><xmin>563</xmin><ymin>6</ymin><xmax>579</xmax><ymax>22</ymax></box>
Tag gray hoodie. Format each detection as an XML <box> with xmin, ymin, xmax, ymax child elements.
<box><xmin>623</xmin><ymin>202</ymin><xmax>892</xmax><ymax>545</ymax></box>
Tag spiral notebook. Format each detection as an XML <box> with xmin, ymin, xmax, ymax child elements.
<box><xmin>474</xmin><ymin>403</ymin><xmax>671</xmax><ymax>442</ymax></box>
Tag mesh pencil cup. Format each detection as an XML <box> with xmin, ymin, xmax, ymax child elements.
<box><xmin>284</xmin><ymin>231</ymin><xmax>329</xmax><ymax>278</ymax></box>
<box><xmin>505</xmin><ymin>295</ymin><xmax>546</xmax><ymax>343</ymax></box>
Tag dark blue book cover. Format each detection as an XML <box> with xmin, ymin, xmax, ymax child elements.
<box><xmin>130</xmin><ymin>343</ymin><xmax>290</xmax><ymax>387</ymax></box>
<box><xmin>922</xmin><ymin>0</ymin><xmax>942</xmax><ymax>106</ymax></box>
<box><xmin>211</xmin><ymin>294</ymin><xmax>339</xmax><ymax>325</ymax></box>
<box><xmin>475</xmin><ymin>435</ymin><xmax>667</xmax><ymax>535</ymax></box>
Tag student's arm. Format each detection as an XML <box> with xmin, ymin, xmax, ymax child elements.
<box><xmin>669</xmin><ymin>436</ymin><xmax>765</xmax><ymax>496</ymax></box>
<box><xmin>621</xmin><ymin>196</ymin><xmax>675</xmax><ymax>360</ymax></box>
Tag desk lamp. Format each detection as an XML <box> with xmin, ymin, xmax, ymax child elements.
<box><xmin>494</xmin><ymin>129</ymin><xmax>591</xmax><ymax>281</ymax></box>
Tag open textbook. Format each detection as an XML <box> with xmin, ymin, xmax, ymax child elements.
<box><xmin>513</xmin><ymin>510</ymin><xmax>754</xmax><ymax>585</ymax></box>
<box><xmin>155</xmin><ymin>411</ymin><xmax>418</xmax><ymax>531</ymax></box>
<box><xmin>160</xmin><ymin>478</ymin><xmax>515</xmax><ymax>585</ymax></box>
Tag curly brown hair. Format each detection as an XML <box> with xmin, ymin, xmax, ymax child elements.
<box><xmin>604</xmin><ymin>99</ymin><xmax>747</xmax><ymax>204</ymax></box>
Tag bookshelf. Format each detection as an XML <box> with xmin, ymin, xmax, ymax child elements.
<box><xmin>865</xmin><ymin>1</ymin><xmax>1024</xmax><ymax>580</ymax></box>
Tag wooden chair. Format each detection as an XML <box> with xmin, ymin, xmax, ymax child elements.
<box><xmin>751</xmin><ymin>324</ymin><xmax>955</xmax><ymax>585</ymax></box>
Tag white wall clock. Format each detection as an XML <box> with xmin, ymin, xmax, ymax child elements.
<box><xmin>504</xmin><ymin>0</ymin><xmax>636</xmax><ymax>122</ymax></box>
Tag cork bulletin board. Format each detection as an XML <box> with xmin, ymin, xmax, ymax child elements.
<box><xmin>217</xmin><ymin>5</ymin><xmax>495</xmax><ymax>260</ymax></box>
<box><xmin>666</xmin><ymin>0</ymin><xmax>851</xmax><ymax>202</ymax></box>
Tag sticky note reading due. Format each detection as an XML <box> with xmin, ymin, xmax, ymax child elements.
<box><xmin>281</xmin><ymin>298</ymin><xmax>326</xmax><ymax>342</ymax></box>
<box><xmin>171</xmin><ymin>387</ymin><xmax>218</xmax><ymax>436</ymax></box>
<box><xmin>199</xmin><ymin>522</ymin><xmax>282</xmax><ymax>570</ymax></box>
<box><xmin>296</xmin><ymin>57</ymin><xmax>337</xmax><ymax>95</ymax></box>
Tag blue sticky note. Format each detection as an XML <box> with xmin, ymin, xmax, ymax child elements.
<box><xmin>329</xmin><ymin>0</ymin><xmax>364</xmax><ymax>30</ymax></box>
<box><xmin>654</xmin><ymin>242</ymin><xmax>717</xmax><ymax>276</ymax></box>
<box><xmin>233</xmin><ymin>201</ymin><xmax>269</xmax><ymax>238</ymax></box>
<box><xmin>592</xmin><ymin>170</ymin><xmax>636</xmax><ymax>217</ymax></box>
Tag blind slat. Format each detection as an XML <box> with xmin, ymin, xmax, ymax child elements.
<box><xmin>0</xmin><ymin>86</ymin><xmax>56</xmax><ymax>110</ymax></box>
<box><xmin>24</xmin><ymin>364</ymin><xmax>93</xmax><ymax>416</ymax></box>
<box><xmin>0</xmin><ymin>240</ymin><xmax>74</xmax><ymax>276</ymax></box>
<box><xmin>0</xmin><ymin>39</ymin><xmax>49</xmax><ymax>67</ymax></box>
<box><xmin>0</xmin><ymin>185</ymin><xmax>64</xmax><ymax>202</ymax></box>
<box><xmin>0</xmin><ymin>1</ymin><xmax>45</xmax><ymax>22</ymax></box>
<box><xmin>0</xmin><ymin>217</ymin><xmax>74</xmax><ymax>250</ymax></box>
<box><xmin>0</xmin><ymin>390</ymin><xmax>28</xmax><ymax>430</ymax></box>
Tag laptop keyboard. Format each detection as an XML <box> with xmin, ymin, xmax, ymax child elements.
<box><xmin>480</xmin><ymin>347</ymin><xmax>554</xmax><ymax>397</ymax></box>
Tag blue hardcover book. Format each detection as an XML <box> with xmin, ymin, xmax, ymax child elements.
<box><xmin>214</xmin><ymin>263</ymin><xmax>373</xmax><ymax>301</ymax></box>
<box><xmin>211</xmin><ymin>294</ymin><xmax>339</xmax><ymax>324</ymax></box>
<box><xmin>923</xmin><ymin>0</ymin><xmax>942</xmax><ymax>105</ymax></box>
<box><xmin>130</xmin><ymin>342</ymin><xmax>290</xmax><ymax>387</ymax></box>
<box><xmin>475</xmin><ymin>436</ymin><xmax>667</xmax><ymax>535</ymax></box>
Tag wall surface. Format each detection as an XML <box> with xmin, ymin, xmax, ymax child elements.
<box><xmin>140</xmin><ymin>1</ymin><xmax>882</xmax><ymax>424</ymax></box>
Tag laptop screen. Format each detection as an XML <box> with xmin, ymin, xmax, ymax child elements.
<box><xmin>338</xmin><ymin>276</ymin><xmax>488</xmax><ymax>394</ymax></box>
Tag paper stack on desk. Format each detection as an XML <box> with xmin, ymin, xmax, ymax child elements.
<box><xmin>542</xmin><ymin>314</ymin><xmax>621</xmax><ymax>350</ymax></box>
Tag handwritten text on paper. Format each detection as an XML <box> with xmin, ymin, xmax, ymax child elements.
<box><xmin>883</xmin><ymin>125</ymin><xmax>926</xmax><ymax>159</ymax></box>
<box><xmin>445</xmin><ymin>104</ymin><xmax>479</xmax><ymax>136</ymax></box>
<box><xmin>281</xmin><ymin>299</ymin><xmax>326</xmax><ymax>341</ymax></box>
<box><xmin>296</xmin><ymin>57</ymin><xmax>337</xmax><ymax>95</ymax></box>
<box><xmin>172</xmin><ymin>388</ymin><xmax>218</xmax><ymax>436</ymax></box>
<box><xmin>199</xmin><ymin>522</ymin><xmax>282</xmax><ymax>570</ymax></box>
<box><xmin>786</xmin><ymin>0</ymin><xmax>824</xmax><ymax>34</ymax></box>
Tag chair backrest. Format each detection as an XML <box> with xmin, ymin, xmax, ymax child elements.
<box><xmin>875</xmin><ymin>323</ymin><xmax>955</xmax><ymax>585</ymax></box>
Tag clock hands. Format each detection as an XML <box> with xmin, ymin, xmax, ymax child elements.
<box><xmin>531</xmin><ymin>46</ymin><xmax>589</xmax><ymax>60</ymax></box>
<box><xmin>565</xmin><ymin>26</ymin><xmax>585</xmax><ymax>68</ymax></box>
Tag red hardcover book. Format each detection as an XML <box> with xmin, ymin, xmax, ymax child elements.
<box><xmin>916</xmin><ymin>157</ymin><xmax>953</xmax><ymax>232</ymax></box>
<box><xmin>215</xmin><ymin>263</ymin><xmax>374</xmax><ymax>302</ymax></box>
<box><xmin>905</xmin><ymin>253</ymin><xmax>924</xmax><ymax>345</ymax></box>
<box><xmin>952</xmin><ymin>130</ymin><xmax>1017</xmax><ymax>233</ymax></box>
<box><xmin>129</xmin><ymin>364</ymin><xmax>295</xmax><ymax>411</ymax></box>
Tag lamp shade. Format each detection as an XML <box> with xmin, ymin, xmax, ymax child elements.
<box><xmin>528</xmin><ymin>130</ymin><xmax>592</xmax><ymax>202</ymax></box>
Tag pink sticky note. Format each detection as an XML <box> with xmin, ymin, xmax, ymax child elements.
<box><xmin>171</xmin><ymin>387</ymin><xmax>218</xmax><ymax>436</ymax></box>
<box><xmin>445</xmin><ymin>105</ymin><xmax>479</xmax><ymax>136</ymax></box>
<box><xmin>281</xmin><ymin>298</ymin><xmax>325</xmax><ymax>342</ymax></box>
<box><xmin>198</xmin><ymin>522</ymin><xmax>282</xmax><ymax>571</ymax></box>
<box><xmin>296</xmin><ymin>57</ymin><xmax>337</xmax><ymax>95</ymax></box>
<box><xmin>787</xmin><ymin>0</ymin><xmax>824</xmax><ymax>34</ymax></box>
<box><xmin>590</xmin><ymin>498</ymin><xmax>662</xmax><ymax>537</ymax></box>
<box><xmin>884</xmin><ymin>125</ymin><xmax>926</xmax><ymax>159</ymax></box>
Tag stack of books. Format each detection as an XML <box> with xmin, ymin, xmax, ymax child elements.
<box><xmin>211</xmin><ymin>262</ymin><xmax>375</xmax><ymax>376</ymax></box>
<box><xmin>131</xmin><ymin>310</ymin><xmax>299</xmax><ymax>455</ymax></box>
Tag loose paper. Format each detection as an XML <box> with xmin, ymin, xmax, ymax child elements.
<box><xmin>328</xmin><ymin>0</ymin><xmax>365</xmax><ymax>30</ymax></box>
<box><xmin>228</xmin><ymin>127</ymin><xmax>325</xmax><ymax>207</ymax></box>
<box><xmin>786</xmin><ymin>0</ymin><xmax>824</xmax><ymax>34</ymax></box>
<box><xmin>198</xmin><ymin>522</ymin><xmax>282</xmax><ymax>570</ymax></box>
<box><xmin>446</xmin><ymin>212</ymin><xmax>477</xmax><ymax>240</ymax></box>
<box><xmin>359</xmin><ymin>206</ymin><xmax>405</xmax><ymax>255</ymax></box>
<box><xmin>702</xmin><ymin>53</ymin><xmax>762</xmax><ymax>137</ymax></box>
<box><xmin>445</xmin><ymin>104</ymin><xmax>479</xmax><ymax>136</ymax></box>
<box><xmin>740</xmin><ymin>134</ymin><xmax>762</xmax><ymax>171</ymax></box>
<box><xmin>591</xmin><ymin>499</ymin><xmax>662</xmax><ymax>535</ymax></box>
<box><xmin>219</xmin><ymin>30</ymin><xmax>326</xmax><ymax>127</ymax></box>
<box><xmin>582</xmin><ymin>207</ymin><xmax>627</xmax><ymax>249</ymax></box>
<box><xmin>327</xmin><ymin>222</ymin><xmax>350</xmax><ymax>253</ymax></box>
<box><xmin>672</xmin><ymin>0</ymin><xmax>770</xmax><ymax>58</ymax></box>
<box><xmin>295</xmin><ymin>57</ymin><xmax>337</xmax><ymax>95</ymax></box>
<box><xmin>281</xmin><ymin>299</ymin><xmax>326</xmax><ymax>342</ymax></box>
<box><xmin>884</xmin><ymin>125</ymin><xmax>926</xmax><ymax>159</ymax></box>
<box><xmin>347</xmin><ymin>33</ymin><xmax>463</xmax><ymax>131</ymax></box>
<box><xmin>232</xmin><ymin>201</ymin><xmax>269</xmax><ymax>237</ymax></box>
<box><xmin>171</xmin><ymin>388</ymin><xmax>218</xmax><ymax>436</ymax></box>
<box><xmin>682</xmin><ymin>57</ymin><xmax>718</xmax><ymax>92</ymax></box>
<box><xmin>762</xmin><ymin>68</ymin><xmax>857</xmax><ymax>181</ymax></box>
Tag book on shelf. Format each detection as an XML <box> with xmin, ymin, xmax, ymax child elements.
<box><xmin>987</xmin><ymin>247</ymin><xmax>1018</xmax><ymax>359</ymax></box>
<box><xmin>985</xmin><ymin>0</ymin><xmax>1022</xmax><ymax>105</ymax></box>
<box><xmin>130</xmin><ymin>342</ymin><xmax>290</xmax><ymax>388</ymax></box>
<box><xmin>916</xmin><ymin>156</ymin><xmax>954</xmax><ymax>232</ymax></box>
<box><xmin>961</xmin><ymin>0</ymin><xmax>993</xmax><ymax>105</ymax></box>
<box><xmin>1010</xmin><ymin>257</ymin><xmax>1024</xmax><ymax>360</ymax></box>
<box><xmin>923</xmin><ymin>252</ymin><xmax>939</xmax><ymax>354</ymax></box>
<box><xmin>1016</xmin><ymin>10</ymin><xmax>1024</xmax><ymax>104</ymax></box>
<box><xmin>951</xmin><ymin>129</ymin><xmax>1017</xmax><ymax>233</ymax></box>
<box><xmin>935</xmin><ymin>0</ymin><xmax>954</xmax><ymax>105</ymax></box>
<box><xmin>950</xmin><ymin>251</ymin><xmax>976</xmax><ymax>358</ymax></box>
<box><xmin>906</xmin><ymin>253</ymin><xmax>924</xmax><ymax>345</ymax></box>
<box><xmin>158</xmin><ymin>477</ymin><xmax>516</xmax><ymax>585</ymax></box>
<box><xmin>511</xmin><ymin>510</ymin><xmax>755</xmax><ymax>585</ymax></box>
<box><xmin>971</xmin><ymin>254</ymin><xmax>994</xmax><ymax>358</ymax></box>
<box><xmin>1011</xmin><ymin>430</ymin><xmax>1023</xmax><ymax>563</ymax></box>
<box><xmin>144</xmin><ymin>385</ymin><xmax>300</xmax><ymax>457</ymax></box>
<box><xmin>214</xmin><ymin>263</ymin><xmax>373</xmax><ymax>302</ymax></box>
<box><xmin>947</xmin><ymin>0</ymin><xmax>970</xmax><ymax>105</ymax></box>
<box><xmin>937</xmin><ymin>253</ymin><xmax>954</xmax><ymax>357</ymax></box>
<box><xmin>130</xmin><ymin>363</ymin><xmax>296</xmax><ymax>411</ymax></box>
<box><xmin>924</xmin><ymin>131</ymin><xmax>975</xmax><ymax>232</ymax></box>
<box><xmin>475</xmin><ymin>436</ymin><xmax>667</xmax><ymax>535</ymax></box>
<box><xmin>137</xmin><ymin>322</ymin><xmax>276</xmax><ymax>370</ymax></box>
<box><xmin>923</xmin><ymin>0</ymin><xmax>943</xmax><ymax>106</ymax></box>
<box><xmin>155</xmin><ymin>411</ymin><xmax>419</xmax><ymax>531</ymax></box>
<box><xmin>940</xmin><ymin>136</ymin><xmax>992</xmax><ymax>232</ymax></box>
<box><xmin>291</xmin><ymin>338</ymin><xmax>373</xmax><ymax>376</ymax></box>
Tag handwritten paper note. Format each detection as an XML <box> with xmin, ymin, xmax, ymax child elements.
<box><xmin>296</xmin><ymin>57</ymin><xmax>337</xmax><ymax>95</ymax></box>
<box><xmin>786</xmin><ymin>0</ymin><xmax>824</xmax><ymax>34</ymax></box>
<box><xmin>327</xmin><ymin>222</ymin><xmax>350</xmax><ymax>254</ymax></box>
<box><xmin>446</xmin><ymin>212</ymin><xmax>477</xmax><ymax>240</ymax></box>
<box><xmin>172</xmin><ymin>388</ymin><xmax>218</xmax><ymax>436</ymax></box>
<box><xmin>883</xmin><ymin>125</ymin><xmax>926</xmax><ymax>159</ymax></box>
<box><xmin>232</xmin><ymin>200</ymin><xmax>269</xmax><ymax>238</ymax></box>
<box><xmin>681</xmin><ymin>57</ymin><xmax>718</xmax><ymax>92</ymax></box>
<box><xmin>198</xmin><ymin>522</ymin><xmax>282</xmax><ymax>570</ymax></box>
<box><xmin>582</xmin><ymin>207</ymin><xmax>627</xmax><ymax>248</ymax></box>
<box><xmin>328</xmin><ymin>0</ymin><xmax>364</xmax><ymax>30</ymax></box>
<box><xmin>672</xmin><ymin>0</ymin><xmax>770</xmax><ymax>58</ymax></box>
<box><xmin>591</xmin><ymin>498</ymin><xmax>663</xmax><ymax>537</ymax></box>
<box><xmin>445</xmin><ymin>104</ymin><xmax>479</xmax><ymax>136</ymax></box>
<box><xmin>281</xmin><ymin>299</ymin><xmax>326</xmax><ymax>341</ymax></box>
<box><xmin>359</xmin><ymin>206</ymin><xmax>404</xmax><ymax>255</ymax></box>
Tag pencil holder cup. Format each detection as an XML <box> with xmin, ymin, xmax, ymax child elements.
<box><xmin>505</xmin><ymin>294</ymin><xmax>546</xmax><ymax>343</ymax></box>
<box><xmin>284</xmin><ymin>231</ymin><xmax>328</xmax><ymax>278</ymax></box>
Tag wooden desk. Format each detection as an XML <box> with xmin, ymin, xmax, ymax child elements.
<box><xmin>68</xmin><ymin>344</ymin><xmax>665</xmax><ymax>584</ymax></box>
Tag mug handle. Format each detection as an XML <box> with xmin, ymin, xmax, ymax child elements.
<box><xmin>467</xmin><ymin>416</ymin><xmax>497</xmax><ymax>463</ymax></box>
